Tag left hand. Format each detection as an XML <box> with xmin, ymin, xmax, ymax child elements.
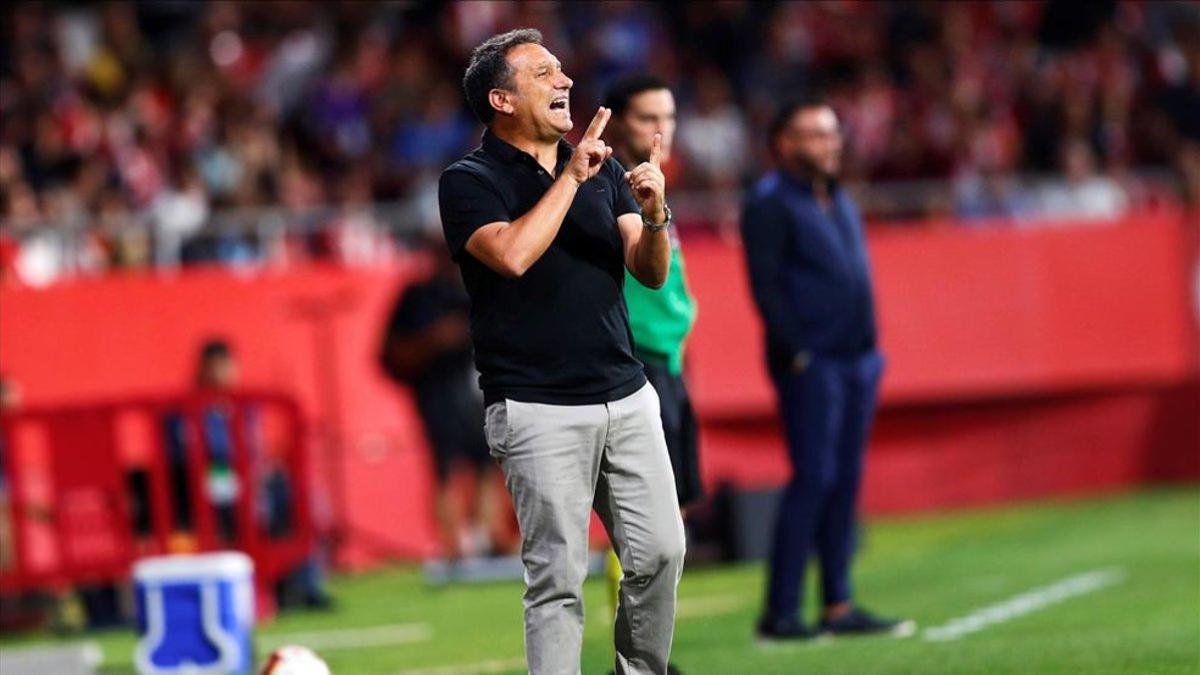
<box><xmin>625</xmin><ymin>133</ymin><xmax>667</xmax><ymax>224</ymax></box>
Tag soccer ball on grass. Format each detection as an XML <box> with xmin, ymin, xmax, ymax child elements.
<box><xmin>260</xmin><ymin>645</ymin><xmax>331</xmax><ymax>675</ymax></box>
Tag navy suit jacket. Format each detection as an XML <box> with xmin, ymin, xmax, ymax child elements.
<box><xmin>741</xmin><ymin>170</ymin><xmax>878</xmax><ymax>372</ymax></box>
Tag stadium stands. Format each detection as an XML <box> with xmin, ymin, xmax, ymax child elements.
<box><xmin>2</xmin><ymin>2</ymin><xmax>1198</xmax><ymax>285</ymax></box>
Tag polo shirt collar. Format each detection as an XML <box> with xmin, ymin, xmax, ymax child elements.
<box><xmin>482</xmin><ymin>129</ymin><xmax>573</xmax><ymax>168</ymax></box>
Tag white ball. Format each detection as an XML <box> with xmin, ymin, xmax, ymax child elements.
<box><xmin>260</xmin><ymin>645</ymin><xmax>331</xmax><ymax>675</ymax></box>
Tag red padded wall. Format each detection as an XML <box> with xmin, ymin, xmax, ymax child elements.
<box><xmin>2</xmin><ymin>211</ymin><xmax>1197</xmax><ymax>561</ymax></box>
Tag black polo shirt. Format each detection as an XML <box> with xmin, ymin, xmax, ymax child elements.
<box><xmin>438</xmin><ymin>130</ymin><xmax>647</xmax><ymax>406</ymax></box>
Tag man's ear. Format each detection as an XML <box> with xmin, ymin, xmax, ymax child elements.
<box><xmin>488</xmin><ymin>89</ymin><xmax>514</xmax><ymax>117</ymax></box>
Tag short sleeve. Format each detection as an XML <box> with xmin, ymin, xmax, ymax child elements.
<box><xmin>608</xmin><ymin>158</ymin><xmax>640</xmax><ymax>218</ymax></box>
<box><xmin>438</xmin><ymin>168</ymin><xmax>510</xmax><ymax>261</ymax></box>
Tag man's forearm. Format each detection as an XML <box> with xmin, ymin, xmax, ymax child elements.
<box><xmin>632</xmin><ymin>225</ymin><xmax>671</xmax><ymax>288</ymax></box>
<box><xmin>495</xmin><ymin>174</ymin><xmax>580</xmax><ymax>275</ymax></box>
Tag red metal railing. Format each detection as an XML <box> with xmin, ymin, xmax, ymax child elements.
<box><xmin>0</xmin><ymin>391</ymin><xmax>313</xmax><ymax>599</ymax></box>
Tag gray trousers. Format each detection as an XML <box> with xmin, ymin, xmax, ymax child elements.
<box><xmin>484</xmin><ymin>382</ymin><xmax>686</xmax><ymax>675</ymax></box>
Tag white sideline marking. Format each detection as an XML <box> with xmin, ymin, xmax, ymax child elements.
<box><xmin>0</xmin><ymin>641</ymin><xmax>104</xmax><ymax>672</ymax></box>
<box><xmin>923</xmin><ymin>567</ymin><xmax>1124</xmax><ymax>641</ymax></box>
<box><xmin>395</xmin><ymin>657</ymin><xmax>527</xmax><ymax>675</ymax></box>
<box><xmin>262</xmin><ymin>622</ymin><xmax>432</xmax><ymax>651</ymax></box>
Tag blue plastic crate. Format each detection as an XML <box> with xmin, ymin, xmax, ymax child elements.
<box><xmin>133</xmin><ymin>552</ymin><xmax>255</xmax><ymax>674</ymax></box>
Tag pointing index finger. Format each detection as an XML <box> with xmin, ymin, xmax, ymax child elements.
<box><xmin>584</xmin><ymin>107</ymin><xmax>610</xmax><ymax>141</ymax></box>
<box><xmin>649</xmin><ymin>133</ymin><xmax>662</xmax><ymax>166</ymax></box>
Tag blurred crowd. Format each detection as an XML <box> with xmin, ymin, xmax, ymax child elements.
<box><xmin>1</xmin><ymin>1</ymin><xmax>1198</xmax><ymax>285</ymax></box>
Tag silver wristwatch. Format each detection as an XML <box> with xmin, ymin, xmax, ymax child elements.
<box><xmin>642</xmin><ymin>203</ymin><xmax>672</xmax><ymax>233</ymax></box>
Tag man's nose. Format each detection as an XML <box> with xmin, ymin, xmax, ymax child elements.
<box><xmin>556</xmin><ymin>73</ymin><xmax>573</xmax><ymax>90</ymax></box>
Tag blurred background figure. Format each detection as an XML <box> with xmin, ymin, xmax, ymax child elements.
<box><xmin>163</xmin><ymin>339</ymin><xmax>241</xmax><ymax>541</ymax></box>
<box><xmin>742</xmin><ymin>99</ymin><xmax>910</xmax><ymax>640</ymax></box>
<box><xmin>379</xmin><ymin>241</ymin><xmax>512</xmax><ymax>561</ymax></box>
<box><xmin>165</xmin><ymin>338</ymin><xmax>332</xmax><ymax>610</ymax></box>
<box><xmin>606</xmin><ymin>74</ymin><xmax>703</xmax><ymax>515</ymax></box>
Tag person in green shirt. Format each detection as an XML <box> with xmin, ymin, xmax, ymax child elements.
<box><xmin>605</xmin><ymin>75</ymin><xmax>702</xmax><ymax>512</ymax></box>
<box><xmin>603</xmin><ymin>75</ymin><xmax>702</xmax><ymax>675</ymax></box>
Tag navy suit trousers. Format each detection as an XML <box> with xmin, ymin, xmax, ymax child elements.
<box><xmin>765</xmin><ymin>351</ymin><xmax>884</xmax><ymax>621</ymax></box>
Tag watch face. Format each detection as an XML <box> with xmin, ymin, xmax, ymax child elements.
<box><xmin>644</xmin><ymin>204</ymin><xmax>671</xmax><ymax>231</ymax></box>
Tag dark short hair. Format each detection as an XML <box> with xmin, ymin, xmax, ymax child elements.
<box><xmin>200</xmin><ymin>338</ymin><xmax>232</xmax><ymax>364</ymax></box>
<box><xmin>602</xmin><ymin>74</ymin><xmax>671</xmax><ymax>118</ymax></box>
<box><xmin>768</xmin><ymin>94</ymin><xmax>832</xmax><ymax>149</ymax></box>
<box><xmin>462</xmin><ymin>28</ymin><xmax>543</xmax><ymax>124</ymax></box>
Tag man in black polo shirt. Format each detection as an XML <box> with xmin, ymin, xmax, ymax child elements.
<box><xmin>438</xmin><ymin>29</ymin><xmax>685</xmax><ymax>675</ymax></box>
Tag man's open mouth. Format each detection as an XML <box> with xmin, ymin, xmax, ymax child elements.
<box><xmin>550</xmin><ymin>98</ymin><xmax>568</xmax><ymax>112</ymax></box>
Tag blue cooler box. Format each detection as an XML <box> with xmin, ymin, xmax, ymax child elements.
<box><xmin>133</xmin><ymin>552</ymin><xmax>255</xmax><ymax>674</ymax></box>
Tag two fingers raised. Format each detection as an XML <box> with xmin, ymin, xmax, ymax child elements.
<box><xmin>584</xmin><ymin>107</ymin><xmax>611</xmax><ymax>141</ymax></box>
<box><xmin>582</xmin><ymin>107</ymin><xmax>612</xmax><ymax>164</ymax></box>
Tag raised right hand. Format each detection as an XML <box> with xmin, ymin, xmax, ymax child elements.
<box><xmin>564</xmin><ymin>107</ymin><xmax>612</xmax><ymax>185</ymax></box>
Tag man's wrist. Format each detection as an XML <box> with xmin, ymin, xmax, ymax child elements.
<box><xmin>643</xmin><ymin>202</ymin><xmax>671</xmax><ymax>231</ymax></box>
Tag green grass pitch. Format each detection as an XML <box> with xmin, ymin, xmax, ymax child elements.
<box><xmin>3</xmin><ymin>487</ymin><xmax>1198</xmax><ymax>674</ymax></box>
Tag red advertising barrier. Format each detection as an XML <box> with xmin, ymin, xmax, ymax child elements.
<box><xmin>0</xmin><ymin>262</ymin><xmax>439</xmax><ymax>568</ymax></box>
<box><xmin>0</xmin><ymin>391</ymin><xmax>313</xmax><ymax>600</ymax></box>
<box><xmin>0</xmin><ymin>212</ymin><xmax>1196</xmax><ymax>564</ymax></box>
<box><xmin>687</xmin><ymin>210</ymin><xmax>1199</xmax><ymax>509</ymax></box>
<box><xmin>686</xmin><ymin>211</ymin><xmax>1200</xmax><ymax>415</ymax></box>
<box><xmin>686</xmin><ymin>210</ymin><xmax>1200</xmax><ymax>510</ymax></box>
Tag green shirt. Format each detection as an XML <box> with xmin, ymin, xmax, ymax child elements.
<box><xmin>624</xmin><ymin>228</ymin><xmax>697</xmax><ymax>375</ymax></box>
